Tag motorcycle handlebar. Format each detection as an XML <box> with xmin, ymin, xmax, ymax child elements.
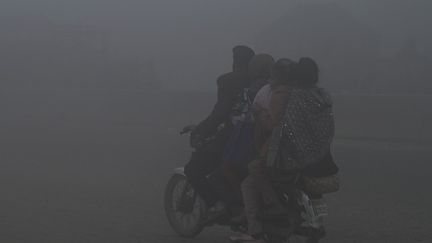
<box><xmin>180</xmin><ymin>124</ymin><xmax>197</xmax><ymax>135</ymax></box>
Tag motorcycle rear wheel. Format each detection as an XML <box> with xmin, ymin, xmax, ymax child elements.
<box><xmin>164</xmin><ymin>174</ymin><xmax>206</xmax><ymax>238</ymax></box>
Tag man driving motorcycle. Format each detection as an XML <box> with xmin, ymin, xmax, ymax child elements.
<box><xmin>184</xmin><ymin>45</ymin><xmax>255</xmax><ymax>214</ymax></box>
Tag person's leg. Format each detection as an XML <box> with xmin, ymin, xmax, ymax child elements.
<box><xmin>184</xmin><ymin>150</ymin><xmax>220</xmax><ymax>207</ymax></box>
<box><xmin>248</xmin><ymin>160</ymin><xmax>284</xmax><ymax>210</ymax></box>
<box><xmin>241</xmin><ymin>175</ymin><xmax>263</xmax><ymax>236</ymax></box>
<box><xmin>185</xmin><ymin>127</ymin><xmax>231</xmax><ymax>208</ymax></box>
<box><xmin>221</xmin><ymin>161</ymin><xmax>245</xmax><ymax>204</ymax></box>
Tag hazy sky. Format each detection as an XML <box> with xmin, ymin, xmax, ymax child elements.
<box><xmin>1</xmin><ymin>0</ymin><xmax>431</xmax><ymax>91</ymax></box>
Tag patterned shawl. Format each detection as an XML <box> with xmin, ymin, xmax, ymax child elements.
<box><xmin>266</xmin><ymin>86</ymin><xmax>335</xmax><ymax>171</ymax></box>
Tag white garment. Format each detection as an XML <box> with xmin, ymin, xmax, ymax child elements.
<box><xmin>252</xmin><ymin>84</ymin><xmax>272</xmax><ymax>110</ymax></box>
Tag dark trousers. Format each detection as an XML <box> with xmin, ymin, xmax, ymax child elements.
<box><xmin>185</xmin><ymin>149</ymin><xmax>221</xmax><ymax>206</ymax></box>
<box><xmin>184</xmin><ymin>128</ymin><xmax>231</xmax><ymax>207</ymax></box>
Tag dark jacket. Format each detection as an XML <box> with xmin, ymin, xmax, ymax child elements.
<box><xmin>194</xmin><ymin>71</ymin><xmax>251</xmax><ymax>139</ymax></box>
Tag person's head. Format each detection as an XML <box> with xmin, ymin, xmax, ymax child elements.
<box><xmin>296</xmin><ymin>57</ymin><xmax>319</xmax><ymax>87</ymax></box>
<box><xmin>248</xmin><ymin>53</ymin><xmax>275</xmax><ymax>80</ymax></box>
<box><xmin>270</xmin><ymin>58</ymin><xmax>298</xmax><ymax>87</ymax></box>
<box><xmin>232</xmin><ymin>45</ymin><xmax>255</xmax><ymax>72</ymax></box>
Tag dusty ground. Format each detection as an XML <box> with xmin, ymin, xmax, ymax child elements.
<box><xmin>1</xmin><ymin>89</ymin><xmax>431</xmax><ymax>243</ymax></box>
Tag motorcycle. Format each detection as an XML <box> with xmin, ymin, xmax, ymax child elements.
<box><xmin>164</xmin><ymin>125</ymin><xmax>328</xmax><ymax>243</ymax></box>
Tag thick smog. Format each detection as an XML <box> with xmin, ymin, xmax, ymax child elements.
<box><xmin>0</xmin><ymin>1</ymin><xmax>431</xmax><ymax>242</ymax></box>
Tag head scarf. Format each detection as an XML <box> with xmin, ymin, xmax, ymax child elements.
<box><xmin>271</xmin><ymin>58</ymin><xmax>298</xmax><ymax>86</ymax></box>
<box><xmin>248</xmin><ymin>53</ymin><xmax>275</xmax><ymax>79</ymax></box>
<box><xmin>296</xmin><ymin>57</ymin><xmax>319</xmax><ymax>87</ymax></box>
<box><xmin>232</xmin><ymin>45</ymin><xmax>255</xmax><ymax>71</ymax></box>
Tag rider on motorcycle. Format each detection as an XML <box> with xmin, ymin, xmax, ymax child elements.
<box><xmin>184</xmin><ymin>45</ymin><xmax>255</xmax><ymax>214</ymax></box>
<box><xmin>221</xmin><ymin>54</ymin><xmax>275</xmax><ymax>200</ymax></box>
<box><xmin>239</xmin><ymin>58</ymin><xmax>339</xmax><ymax>242</ymax></box>
<box><xmin>165</xmin><ymin>57</ymin><xmax>339</xmax><ymax>243</ymax></box>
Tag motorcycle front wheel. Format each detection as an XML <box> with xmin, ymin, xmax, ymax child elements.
<box><xmin>164</xmin><ymin>174</ymin><xmax>206</xmax><ymax>238</ymax></box>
